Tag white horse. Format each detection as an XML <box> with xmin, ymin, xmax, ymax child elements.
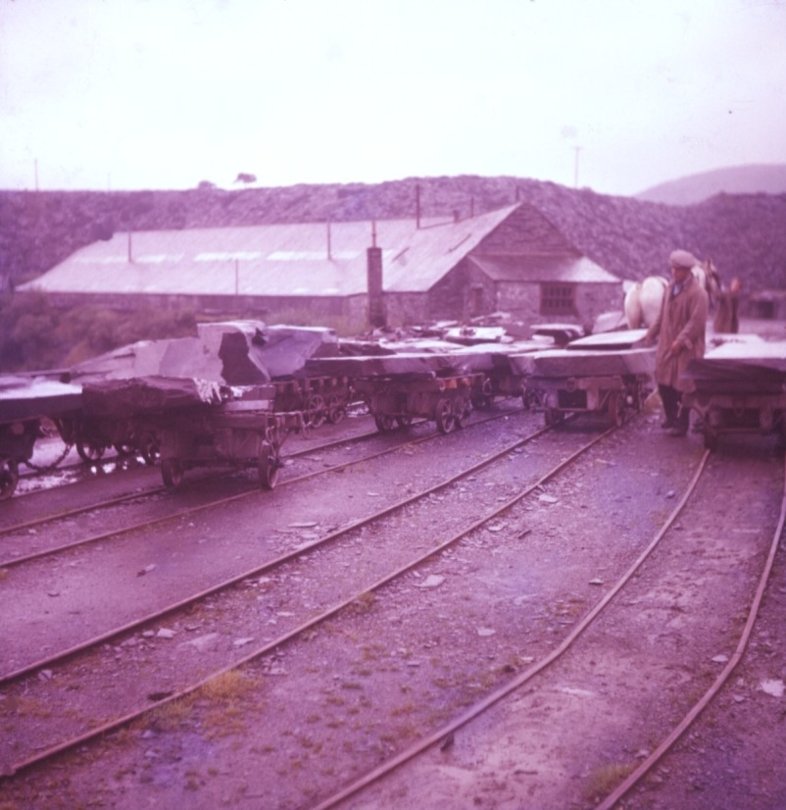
<box><xmin>624</xmin><ymin>259</ymin><xmax>721</xmax><ymax>329</ymax></box>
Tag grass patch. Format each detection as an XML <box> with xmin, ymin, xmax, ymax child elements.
<box><xmin>583</xmin><ymin>762</ymin><xmax>635</xmax><ymax>803</ymax></box>
<box><xmin>200</xmin><ymin>670</ymin><xmax>257</xmax><ymax>701</ymax></box>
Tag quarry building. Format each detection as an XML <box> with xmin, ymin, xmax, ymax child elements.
<box><xmin>18</xmin><ymin>202</ymin><xmax>622</xmax><ymax>329</ymax></box>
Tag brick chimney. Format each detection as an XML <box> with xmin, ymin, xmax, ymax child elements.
<box><xmin>367</xmin><ymin>245</ymin><xmax>386</xmax><ymax>329</ymax></box>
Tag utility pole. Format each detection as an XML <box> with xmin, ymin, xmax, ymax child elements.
<box><xmin>573</xmin><ymin>146</ymin><xmax>582</xmax><ymax>189</ymax></box>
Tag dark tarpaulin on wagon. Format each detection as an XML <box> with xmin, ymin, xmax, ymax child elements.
<box><xmin>67</xmin><ymin>322</ymin><xmax>339</xmax><ymax>387</ymax></box>
<box><xmin>80</xmin><ymin>376</ymin><xmax>226</xmax><ymax>417</ymax></box>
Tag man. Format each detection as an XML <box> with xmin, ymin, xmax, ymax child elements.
<box><xmin>644</xmin><ymin>249</ymin><xmax>709</xmax><ymax>437</ymax></box>
<box><xmin>713</xmin><ymin>276</ymin><xmax>741</xmax><ymax>333</ymax></box>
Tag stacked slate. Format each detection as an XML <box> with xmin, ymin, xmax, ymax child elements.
<box><xmin>0</xmin><ymin>376</ymin><xmax>83</xmax><ymax>424</ymax></box>
<box><xmin>304</xmin><ymin>350</ymin><xmax>496</xmax><ymax>379</ymax></box>
<box><xmin>565</xmin><ymin>328</ymin><xmax>648</xmax><ymax>351</ymax></box>
<box><xmin>509</xmin><ymin>345</ymin><xmax>655</xmax><ymax>379</ymax></box>
<box><xmin>684</xmin><ymin>338</ymin><xmax>786</xmax><ymax>394</ymax></box>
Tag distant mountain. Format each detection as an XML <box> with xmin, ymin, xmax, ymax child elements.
<box><xmin>637</xmin><ymin>164</ymin><xmax>786</xmax><ymax>205</ymax></box>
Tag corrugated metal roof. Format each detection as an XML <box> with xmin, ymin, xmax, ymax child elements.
<box><xmin>19</xmin><ymin>204</ymin><xmax>617</xmax><ymax>299</ymax></box>
<box><xmin>468</xmin><ymin>254</ymin><xmax>620</xmax><ymax>284</ymax></box>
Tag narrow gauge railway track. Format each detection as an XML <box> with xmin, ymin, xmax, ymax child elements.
<box><xmin>0</xmin><ymin>410</ymin><xmax>609</xmax><ymax>781</ymax></box>
<box><xmin>0</xmin><ymin>405</ymin><xmax>521</xmax><ymax>568</ymax></box>
<box><xmin>1</xmin><ymin>413</ymin><xmax>387</xmax><ymax>530</ymax></box>
<box><xmin>595</xmin><ymin>458</ymin><xmax>786</xmax><ymax>810</ymax></box>
<box><xmin>308</xmin><ymin>449</ymin><xmax>786</xmax><ymax>810</ymax></box>
<box><xmin>0</xmin><ymin>403</ymin><xmax>547</xmax><ymax>684</ymax></box>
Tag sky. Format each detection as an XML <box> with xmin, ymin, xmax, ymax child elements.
<box><xmin>1</xmin><ymin>0</ymin><xmax>785</xmax><ymax>197</ymax></box>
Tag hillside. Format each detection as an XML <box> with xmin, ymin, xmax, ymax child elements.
<box><xmin>2</xmin><ymin>175</ymin><xmax>786</xmax><ymax>295</ymax></box>
<box><xmin>637</xmin><ymin>164</ymin><xmax>786</xmax><ymax>205</ymax></box>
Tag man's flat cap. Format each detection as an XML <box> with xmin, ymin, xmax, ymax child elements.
<box><xmin>670</xmin><ymin>249</ymin><xmax>698</xmax><ymax>269</ymax></box>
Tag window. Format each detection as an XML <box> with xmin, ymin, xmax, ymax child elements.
<box><xmin>540</xmin><ymin>283</ymin><xmax>575</xmax><ymax>316</ymax></box>
<box><xmin>469</xmin><ymin>284</ymin><xmax>485</xmax><ymax>316</ymax></box>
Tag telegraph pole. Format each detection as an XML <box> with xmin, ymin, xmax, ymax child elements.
<box><xmin>573</xmin><ymin>146</ymin><xmax>582</xmax><ymax>188</ymax></box>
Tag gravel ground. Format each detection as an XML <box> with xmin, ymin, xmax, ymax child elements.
<box><xmin>2</xmin><ymin>333</ymin><xmax>786</xmax><ymax>809</ymax></box>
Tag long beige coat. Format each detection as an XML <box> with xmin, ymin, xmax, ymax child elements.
<box><xmin>645</xmin><ymin>275</ymin><xmax>708</xmax><ymax>392</ymax></box>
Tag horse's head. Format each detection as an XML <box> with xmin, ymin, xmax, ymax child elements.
<box><xmin>692</xmin><ymin>260</ymin><xmax>722</xmax><ymax>307</ymax></box>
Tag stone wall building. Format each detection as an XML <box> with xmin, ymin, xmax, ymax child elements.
<box><xmin>19</xmin><ymin>203</ymin><xmax>622</xmax><ymax>330</ymax></box>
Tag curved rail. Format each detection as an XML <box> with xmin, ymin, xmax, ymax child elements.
<box><xmin>0</xmin><ymin>411</ymin><xmax>550</xmax><ymax>686</ymax></box>
<box><xmin>2</xmin><ymin>416</ymin><xmax>604</xmax><ymax>779</ymax></box>
<box><xmin>0</xmin><ymin>407</ymin><xmax>520</xmax><ymax>567</ymax></box>
<box><xmin>0</xmin><ymin>417</ymin><xmax>386</xmax><ymax>535</ymax></box>
<box><xmin>310</xmin><ymin>447</ymin><xmax>713</xmax><ymax>810</ymax></box>
<box><xmin>596</xmin><ymin>451</ymin><xmax>786</xmax><ymax>809</ymax></box>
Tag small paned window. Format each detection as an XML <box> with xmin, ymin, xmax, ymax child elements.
<box><xmin>540</xmin><ymin>283</ymin><xmax>575</xmax><ymax>315</ymax></box>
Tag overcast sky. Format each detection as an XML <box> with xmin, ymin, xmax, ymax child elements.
<box><xmin>1</xmin><ymin>0</ymin><xmax>784</xmax><ymax>197</ymax></box>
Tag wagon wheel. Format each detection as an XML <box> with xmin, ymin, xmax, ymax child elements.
<box><xmin>307</xmin><ymin>394</ymin><xmax>326</xmax><ymax>429</ymax></box>
<box><xmin>161</xmin><ymin>458</ymin><xmax>184</xmax><ymax>490</ymax></box>
<box><xmin>607</xmin><ymin>392</ymin><xmax>625</xmax><ymax>427</ymax></box>
<box><xmin>140</xmin><ymin>433</ymin><xmax>161</xmax><ymax>466</ymax></box>
<box><xmin>326</xmin><ymin>395</ymin><xmax>346</xmax><ymax>425</ymax></box>
<box><xmin>453</xmin><ymin>397</ymin><xmax>472</xmax><ymax>428</ymax></box>
<box><xmin>374</xmin><ymin>414</ymin><xmax>396</xmax><ymax>433</ymax></box>
<box><xmin>258</xmin><ymin>442</ymin><xmax>280</xmax><ymax>490</ymax></box>
<box><xmin>395</xmin><ymin>414</ymin><xmax>413</xmax><ymax>429</ymax></box>
<box><xmin>435</xmin><ymin>398</ymin><xmax>457</xmax><ymax>434</ymax></box>
<box><xmin>76</xmin><ymin>438</ymin><xmax>106</xmax><ymax>463</ymax></box>
<box><xmin>523</xmin><ymin>388</ymin><xmax>541</xmax><ymax>411</ymax></box>
<box><xmin>114</xmin><ymin>441</ymin><xmax>135</xmax><ymax>457</ymax></box>
<box><xmin>472</xmin><ymin>379</ymin><xmax>494</xmax><ymax>410</ymax></box>
<box><xmin>544</xmin><ymin>408</ymin><xmax>563</xmax><ymax>427</ymax></box>
<box><xmin>0</xmin><ymin>460</ymin><xmax>19</xmax><ymax>501</ymax></box>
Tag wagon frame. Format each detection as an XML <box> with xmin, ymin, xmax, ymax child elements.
<box><xmin>529</xmin><ymin>372</ymin><xmax>650</xmax><ymax>427</ymax></box>
<box><xmin>156</xmin><ymin>402</ymin><xmax>304</xmax><ymax>490</ymax></box>
<box><xmin>684</xmin><ymin>389</ymin><xmax>786</xmax><ymax>450</ymax></box>
<box><xmin>353</xmin><ymin>372</ymin><xmax>486</xmax><ymax>434</ymax></box>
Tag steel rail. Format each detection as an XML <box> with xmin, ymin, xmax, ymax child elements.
<box><xmin>0</xmin><ymin>409</ymin><xmax>547</xmax><ymax>688</ymax></box>
<box><xmin>596</xmin><ymin>451</ymin><xmax>786</xmax><ymax>809</ymax></box>
<box><xmin>310</xmin><ymin>446</ymin><xmax>713</xmax><ymax>810</ymax></box>
<box><xmin>0</xmin><ymin>416</ymin><xmax>386</xmax><ymax>535</ymax></box>
<box><xmin>0</xmin><ymin>405</ymin><xmax>513</xmax><ymax>541</ymax></box>
<box><xmin>0</xmin><ymin>407</ymin><xmax>520</xmax><ymax>568</ymax></box>
<box><xmin>2</xmin><ymin>413</ymin><xmax>601</xmax><ymax>779</ymax></box>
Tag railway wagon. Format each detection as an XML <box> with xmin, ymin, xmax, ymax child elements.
<box><xmin>272</xmin><ymin>374</ymin><xmax>353</xmax><ymax>428</ymax></box>
<box><xmin>79</xmin><ymin>376</ymin><xmax>303</xmax><ymax>490</ymax></box>
<box><xmin>304</xmin><ymin>351</ymin><xmax>521</xmax><ymax>434</ymax></box>
<box><xmin>517</xmin><ymin>329</ymin><xmax>655</xmax><ymax>427</ymax></box>
<box><xmin>683</xmin><ymin>338</ymin><xmax>786</xmax><ymax>450</ymax></box>
<box><xmin>352</xmin><ymin>371</ymin><xmax>484</xmax><ymax>434</ymax></box>
<box><xmin>157</xmin><ymin>396</ymin><xmax>303</xmax><ymax>490</ymax></box>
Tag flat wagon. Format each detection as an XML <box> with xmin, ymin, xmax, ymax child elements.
<box><xmin>304</xmin><ymin>352</ymin><xmax>505</xmax><ymax>434</ymax></box>
<box><xmin>79</xmin><ymin>376</ymin><xmax>303</xmax><ymax>490</ymax></box>
<box><xmin>157</xmin><ymin>396</ymin><xmax>303</xmax><ymax>490</ymax></box>
<box><xmin>516</xmin><ymin>330</ymin><xmax>655</xmax><ymax>428</ymax></box>
<box><xmin>683</xmin><ymin>338</ymin><xmax>786</xmax><ymax>450</ymax></box>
